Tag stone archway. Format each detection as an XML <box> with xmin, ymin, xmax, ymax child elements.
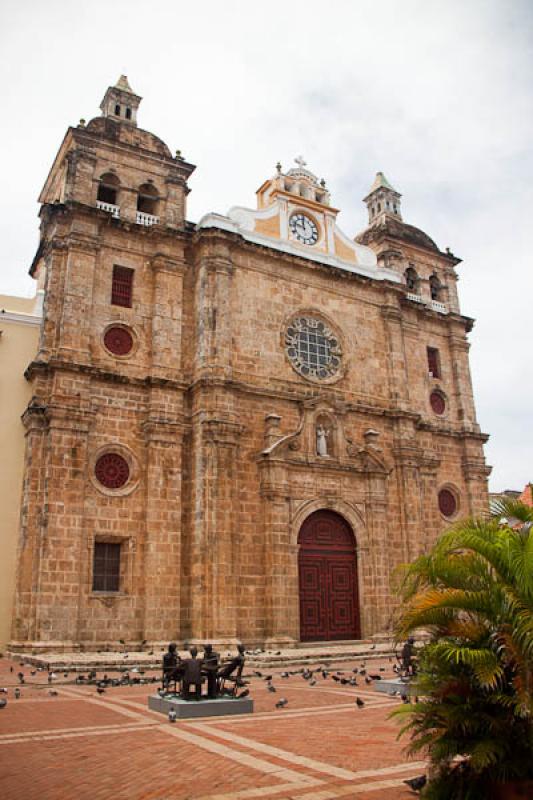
<box><xmin>298</xmin><ymin>510</ymin><xmax>361</xmax><ymax>641</ymax></box>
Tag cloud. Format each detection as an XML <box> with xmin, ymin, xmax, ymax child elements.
<box><xmin>0</xmin><ymin>0</ymin><xmax>531</xmax><ymax>489</ymax></box>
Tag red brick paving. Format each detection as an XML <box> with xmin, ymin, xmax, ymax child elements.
<box><xmin>0</xmin><ymin>656</ymin><xmax>419</xmax><ymax>799</ymax></box>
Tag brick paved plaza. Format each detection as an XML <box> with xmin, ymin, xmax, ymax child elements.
<box><xmin>0</xmin><ymin>652</ymin><xmax>424</xmax><ymax>799</ymax></box>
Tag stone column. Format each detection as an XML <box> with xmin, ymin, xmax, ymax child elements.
<box><xmin>189</xmin><ymin>419</ymin><xmax>243</xmax><ymax>644</ymax></box>
<box><xmin>193</xmin><ymin>234</ymin><xmax>234</xmax><ymax>381</ymax></box>
<box><xmin>259</xmin><ymin>458</ymin><xmax>298</xmax><ymax>647</ymax></box>
<box><xmin>392</xmin><ymin>433</ymin><xmax>423</xmax><ymax>566</ymax></box>
<box><xmin>363</xmin><ymin>470</ymin><xmax>390</xmax><ymax>634</ymax></box>
<box><xmin>150</xmin><ymin>254</ymin><xmax>187</xmax><ymax>380</ymax></box>
<box><xmin>29</xmin><ymin>403</ymin><xmax>94</xmax><ymax>649</ymax></box>
<box><xmin>419</xmin><ymin>455</ymin><xmax>441</xmax><ymax>552</ymax></box>
<box><xmin>381</xmin><ymin>301</ymin><xmax>410</xmax><ymax>410</ymax></box>
<box><xmin>448</xmin><ymin>326</ymin><xmax>478</xmax><ymax>428</ymax></box>
<box><xmin>58</xmin><ymin>236</ymin><xmax>99</xmax><ymax>364</ymax></box>
<box><xmin>141</xmin><ymin>418</ymin><xmax>187</xmax><ymax>642</ymax></box>
<box><xmin>10</xmin><ymin>404</ymin><xmax>48</xmax><ymax>648</ymax></box>
<box><xmin>462</xmin><ymin>450</ymin><xmax>492</xmax><ymax>517</ymax></box>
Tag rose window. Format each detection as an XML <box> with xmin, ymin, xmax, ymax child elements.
<box><xmin>95</xmin><ymin>453</ymin><xmax>130</xmax><ymax>489</ymax></box>
<box><xmin>104</xmin><ymin>326</ymin><xmax>134</xmax><ymax>356</ymax></box>
<box><xmin>285</xmin><ymin>317</ymin><xmax>341</xmax><ymax>380</ymax></box>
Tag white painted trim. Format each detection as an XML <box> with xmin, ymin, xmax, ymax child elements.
<box><xmin>196</xmin><ymin>214</ymin><xmax>401</xmax><ymax>284</ymax></box>
<box><xmin>0</xmin><ymin>310</ymin><xmax>42</xmax><ymax>326</ymax></box>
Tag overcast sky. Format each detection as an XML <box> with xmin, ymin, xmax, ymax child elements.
<box><xmin>1</xmin><ymin>0</ymin><xmax>531</xmax><ymax>492</ymax></box>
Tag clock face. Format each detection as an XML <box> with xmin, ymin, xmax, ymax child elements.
<box><xmin>289</xmin><ymin>213</ymin><xmax>319</xmax><ymax>245</ymax></box>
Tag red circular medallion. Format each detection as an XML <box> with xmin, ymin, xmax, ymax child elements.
<box><xmin>430</xmin><ymin>391</ymin><xmax>446</xmax><ymax>415</ymax></box>
<box><xmin>104</xmin><ymin>326</ymin><xmax>133</xmax><ymax>356</ymax></box>
<box><xmin>439</xmin><ymin>489</ymin><xmax>457</xmax><ymax>517</ymax></box>
<box><xmin>95</xmin><ymin>453</ymin><xmax>130</xmax><ymax>489</ymax></box>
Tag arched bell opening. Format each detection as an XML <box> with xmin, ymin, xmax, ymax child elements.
<box><xmin>298</xmin><ymin>510</ymin><xmax>361</xmax><ymax>642</ymax></box>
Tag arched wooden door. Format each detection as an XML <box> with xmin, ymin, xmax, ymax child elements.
<box><xmin>298</xmin><ymin>510</ymin><xmax>360</xmax><ymax>641</ymax></box>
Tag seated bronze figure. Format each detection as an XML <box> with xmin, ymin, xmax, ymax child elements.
<box><xmin>161</xmin><ymin>642</ymin><xmax>247</xmax><ymax>701</ymax></box>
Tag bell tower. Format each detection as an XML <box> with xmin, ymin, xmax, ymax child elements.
<box><xmin>99</xmin><ymin>74</ymin><xmax>141</xmax><ymax>125</ymax></box>
<box><xmin>363</xmin><ymin>171</ymin><xmax>402</xmax><ymax>225</ymax></box>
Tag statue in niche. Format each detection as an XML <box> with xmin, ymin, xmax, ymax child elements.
<box><xmin>316</xmin><ymin>425</ymin><xmax>330</xmax><ymax>456</ymax></box>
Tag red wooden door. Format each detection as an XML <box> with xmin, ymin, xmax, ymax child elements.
<box><xmin>298</xmin><ymin>511</ymin><xmax>360</xmax><ymax>642</ymax></box>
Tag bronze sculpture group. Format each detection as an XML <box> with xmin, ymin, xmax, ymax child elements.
<box><xmin>162</xmin><ymin>643</ymin><xmax>247</xmax><ymax>701</ymax></box>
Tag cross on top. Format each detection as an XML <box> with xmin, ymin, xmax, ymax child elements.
<box><xmin>294</xmin><ymin>155</ymin><xmax>307</xmax><ymax>167</ymax></box>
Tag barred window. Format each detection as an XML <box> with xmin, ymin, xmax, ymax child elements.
<box><xmin>111</xmin><ymin>265</ymin><xmax>134</xmax><ymax>308</ymax></box>
<box><xmin>93</xmin><ymin>542</ymin><xmax>121</xmax><ymax>592</ymax></box>
<box><xmin>285</xmin><ymin>316</ymin><xmax>341</xmax><ymax>380</ymax></box>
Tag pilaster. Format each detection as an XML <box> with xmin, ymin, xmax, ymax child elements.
<box><xmin>259</xmin><ymin>459</ymin><xmax>298</xmax><ymax>647</ymax></box>
<box><xmin>189</xmin><ymin>418</ymin><xmax>243</xmax><ymax>642</ymax></box>
<box><xmin>150</xmin><ymin>253</ymin><xmax>187</xmax><ymax>380</ymax></box>
<box><xmin>381</xmin><ymin>299</ymin><xmax>410</xmax><ymax>409</ymax></box>
<box><xmin>141</xmin><ymin>418</ymin><xmax>187</xmax><ymax>640</ymax></box>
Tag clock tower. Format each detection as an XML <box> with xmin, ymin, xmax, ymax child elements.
<box><xmin>202</xmin><ymin>156</ymin><xmax>388</xmax><ymax>276</ymax></box>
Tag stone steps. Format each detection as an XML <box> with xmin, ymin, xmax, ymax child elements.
<box><xmin>7</xmin><ymin>639</ymin><xmax>399</xmax><ymax>673</ymax></box>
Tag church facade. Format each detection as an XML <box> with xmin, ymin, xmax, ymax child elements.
<box><xmin>10</xmin><ymin>77</ymin><xmax>490</xmax><ymax>652</ymax></box>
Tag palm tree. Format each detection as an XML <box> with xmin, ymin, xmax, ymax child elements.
<box><xmin>391</xmin><ymin>499</ymin><xmax>533</xmax><ymax>798</ymax></box>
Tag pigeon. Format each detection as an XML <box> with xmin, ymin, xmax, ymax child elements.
<box><xmin>379</xmin><ymin>667</ymin><xmax>386</xmax><ymax>672</ymax></box>
<box><xmin>369</xmin><ymin>674</ymin><xmax>382</xmax><ymax>681</ymax></box>
<box><xmin>17</xmin><ymin>672</ymin><xmax>24</xmax><ymax>683</ymax></box>
<box><xmin>355</xmin><ymin>697</ymin><xmax>365</xmax><ymax>708</ymax></box>
<box><xmin>263</xmin><ymin>675</ymin><xmax>272</xmax><ymax>682</ymax></box>
<box><xmin>48</xmin><ymin>690</ymin><xmax>58</xmax><ymax>697</ymax></box>
<box><xmin>31</xmin><ymin>670</ymin><xmax>37</xmax><ymax>676</ymax></box>
<box><xmin>340</xmin><ymin>678</ymin><xmax>349</xmax><ymax>685</ymax></box>
<box><xmin>359</xmin><ymin>669</ymin><xmax>366</xmax><ymax>676</ymax></box>
<box><xmin>0</xmin><ymin>688</ymin><xmax>7</xmax><ymax>694</ymax></box>
<box><xmin>309</xmin><ymin>679</ymin><xmax>316</xmax><ymax>686</ymax></box>
<box><xmin>322</xmin><ymin>670</ymin><xmax>329</xmax><ymax>679</ymax></box>
<box><xmin>280</xmin><ymin>672</ymin><xmax>289</xmax><ymax>679</ymax></box>
<box><xmin>332</xmin><ymin>675</ymin><xmax>340</xmax><ymax>683</ymax></box>
<box><xmin>0</xmin><ymin>698</ymin><xmax>7</xmax><ymax>709</ymax></box>
<box><xmin>403</xmin><ymin>775</ymin><xmax>427</xmax><ymax>792</ymax></box>
<box><xmin>365</xmin><ymin>676</ymin><xmax>373</xmax><ymax>685</ymax></box>
<box><xmin>238</xmin><ymin>689</ymin><xmax>249</xmax><ymax>699</ymax></box>
<box><xmin>10</xmin><ymin>667</ymin><xmax>13</xmax><ymax>673</ymax></box>
<box><xmin>168</xmin><ymin>708</ymin><xmax>177</xmax><ymax>723</ymax></box>
<box><xmin>96</xmin><ymin>687</ymin><xmax>106</xmax><ymax>695</ymax></box>
<box><xmin>275</xmin><ymin>698</ymin><xmax>288</xmax><ymax>709</ymax></box>
<box><xmin>15</xmin><ymin>688</ymin><xmax>21</xmax><ymax>699</ymax></box>
<box><xmin>349</xmin><ymin>678</ymin><xmax>358</xmax><ymax>686</ymax></box>
<box><xmin>352</xmin><ymin>668</ymin><xmax>359</xmax><ymax>674</ymax></box>
<box><xmin>267</xmin><ymin>684</ymin><xmax>276</xmax><ymax>693</ymax></box>
<box><xmin>253</xmin><ymin>671</ymin><xmax>263</xmax><ymax>678</ymax></box>
<box><xmin>370</xmin><ymin>644</ymin><xmax>376</xmax><ymax>650</ymax></box>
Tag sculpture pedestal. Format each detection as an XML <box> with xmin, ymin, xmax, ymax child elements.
<box><xmin>148</xmin><ymin>694</ymin><xmax>254</xmax><ymax>718</ymax></box>
<box><xmin>374</xmin><ymin>677</ymin><xmax>417</xmax><ymax>696</ymax></box>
